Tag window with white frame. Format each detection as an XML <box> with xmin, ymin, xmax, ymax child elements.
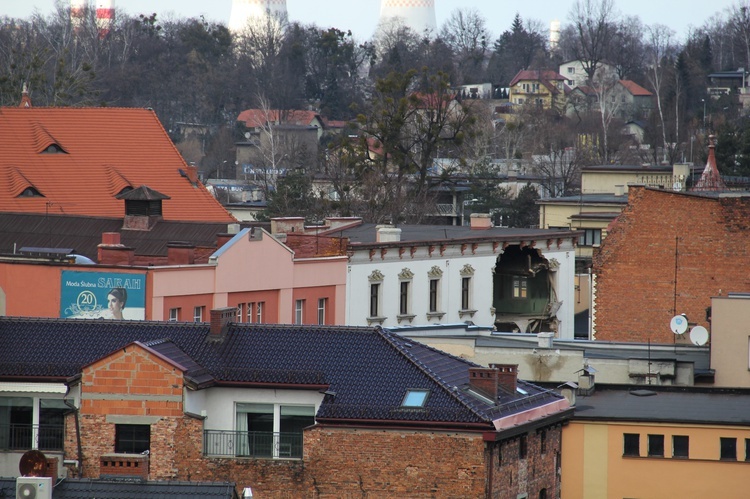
<box><xmin>256</xmin><ymin>302</ymin><xmax>264</xmax><ymax>323</ymax></box>
<box><xmin>459</xmin><ymin>264</ymin><xmax>475</xmax><ymax>311</ymax></box>
<box><xmin>295</xmin><ymin>300</ymin><xmax>305</xmax><ymax>324</ymax></box>
<box><xmin>427</xmin><ymin>266</ymin><xmax>443</xmax><ymax>316</ymax></box>
<box><xmin>193</xmin><ymin>306</ymin><xmax>203</xmax><ymax>322</ymax></box>
<box><xmin>237</xmin><ymin>303</ymin><xmax>245</xmax><ymax>322</ymax></box>
<box><xmin>398</xmin><ymin>268</ymin><xmax>414</xmax><ymax>318</ymax></box>
<box><xmin>317</xmin><ymin>298</ymin><xmax>327</xmax><ymax>325</ymax></box>
<box><xmin>0</xmin><ymin>396</ymin><xmax>67</xmax><ymax>451</ymax></box>
<box><xmin>368</xmin><ymin>270</ymin><xmax>384</xmax><ymax>320</ymax></box>
<box><xmin>429</xmin><ymin>279</ymin><xmax>440</xmax><ymax>312</ymax></box>
<box><xmin>169</xmin><ymin>308</ymin><xmax>180</xmax><ymax>321</ymax></box>
<box><xmin>235</xmin><ymin>403</ymin><xmax>314</xmax><ymax>459</ymax></box>
<box><xmin>247</xmin><ymin>302</ymin><xmax>255</xmax><ymax>323</ymax></box>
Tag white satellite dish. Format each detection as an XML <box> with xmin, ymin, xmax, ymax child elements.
<box><xmin>670</xmin><ymin>314</ymin><xmax>689</xmax><ymax>335</ymax></box>
<box><xmin>689</xmin><ymin>326</ymin><xmax>709</xmax><ymax>346</ymax></box>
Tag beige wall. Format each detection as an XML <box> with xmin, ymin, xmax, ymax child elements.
<box><xmin>562</xmin><ymin>420</ymin><xmax>750</xmax><ymax>499</ymax></box>
<box><xmin>581</xmin><ymin>172</ymin><xmax>637</xmax><ymax>194</ymax></box>
<box><xmin>711</xmin><ymin>295</ymin><xmax>750</xmax><ymax>388</ymax></box>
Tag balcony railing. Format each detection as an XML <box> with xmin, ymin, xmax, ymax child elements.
<box><xmin>203</xmin><ymin>430</ymin><xmax>303</xmax><ymax>459</ymax></box>
<box><xmin>0</xmin><ymin>424</ymin><xmax>65</xmax><ymax>451</ymax></box>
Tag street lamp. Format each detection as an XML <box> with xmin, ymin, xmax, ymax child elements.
<box><xmin>701</xmin><ymin>98</ymin><xmax>707</xmax><ymax>128</ymax></box>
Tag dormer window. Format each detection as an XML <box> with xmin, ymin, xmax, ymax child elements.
<box><xmin>402</xmin><ymin>389</ymin><xmax>429</xmax><ymax>407</ymax></box>
<box><xmin>19</xmin><ymin>187</ymin><xmax>43</xmax><ymax>197</ymax></box>
<box><xmin>42</xmin><ymin>144</ymin><xmax>65</xmax><ymax>154</ymax></box>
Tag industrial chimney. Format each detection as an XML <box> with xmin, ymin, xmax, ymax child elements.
<box><xmin>96</xmin><ymin>0</ymin><xmax>115</xmax><ymax>38</ymax></box>
<box><xmin>70</xmin><ymin>0</ymin><xmax>86</xmax><ymax>31</ymax></box>
<box><xmin>379</xmin><ymin>0</ymin><xmax>437</xmax><ymax>34</ymax></box>
<box><xmin>229</xmin><ymin>0</ymin><xmax>288</xmax><ymax>33</ymax></box>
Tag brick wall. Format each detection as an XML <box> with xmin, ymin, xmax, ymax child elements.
<box><xmin>593</xmin><ymin>187</ymin><xmax>750</xmax><ymax>342</ymax></box>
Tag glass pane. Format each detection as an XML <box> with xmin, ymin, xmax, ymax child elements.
<box><xmin>402</xmin><ymin>390</ymin><xmax>428</xmax><ymax>407</ymax></box>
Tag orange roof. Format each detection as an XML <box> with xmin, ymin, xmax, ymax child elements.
<box><xmin>619</xmin><ymin>80</ymin><xmax>653</xmax><ymax>97</ymax></box>
<box><xmin>237</xmin><ymin>109</ymin><xmax>322</xmax><ymax>128</ymax></box>
<box><xmin>0</xmin><ymin>107</ymin><xmax>235</xmax><ymax>222</ymax></box>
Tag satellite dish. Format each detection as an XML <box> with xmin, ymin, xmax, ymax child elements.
<box><xmin>689</xmin><ymin>326</ymin><xmax>709</xmax><ymax>346</ymax></box>
<box><xmin>19</xmin><ymin>449</ymin><xmax>47</xmax><ymax>477</ymax></box>
<box><xmin>670</xmin><ymin>314</ymin><xmax>689</xmax><ymax>335</ymax></box>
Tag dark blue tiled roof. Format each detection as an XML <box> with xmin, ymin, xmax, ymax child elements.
<box><xmin>0</xmin><ymin>317</ymin><xmax>565</xmax><ymax>428</ymax></box>
<box><xmin>0</xmin><ymin>478</ymin><xmax>238</xmax><ymax>498</ymax></box>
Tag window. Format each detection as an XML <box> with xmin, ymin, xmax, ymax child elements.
<box><xmin>512</xmin><ymin>276</ymin><xmax>528</xmax><ymax>299</ymax></box>
<box><xmin>673</xmin><ymin>435</ymin><xmax>689</xmax><ymax>458</ymax></box>
<box><xmin>235</xmin><ymin>403</ymin><xmax>314</xmax><ymax>459</ymax></box>
<box><xmin>720</xmin><ymin>437</ymin><xmax>737</xmax><ymax>460</ymax></box>
<box><xmin>399</xmin><ymin>281</ymin><xmax>409</xmax><ymax>315</ymax></box>
<box><xmin>539</xmin><ymin>489</ymin><xmax>547</xmax><ymax>499</ymax></box>
<box><xmin>461</xmin><ymin>277</ymin><xmax>472</xmax><ymax>309</ymax></box>
<box><xmin>193</xmin><ymin>306</ymin><xmax>203</xmax><ymax>322</ymax></box>
<box><xmin>567</xmin><ymin>67</ymin><xmax>575</xmax><ymax>74</ymax></box>
<box><xmin>402</xmin><ymin>390</ymin><xmax>429</xmax><ymax>407</ymax></box>
<box><xmin>294</xmin><ymin>300</ymin><xmax>305</xmax><ymax>324</ymax></box>
<box><xmin>317</xmin><ymin>298</ymin><xmax>327</xmax><ymax>325</ymax></box>
<box><xmin>578</xmin><ymin>229</ymin><xmax>602</xmax><ymax>247</ymax></box>
<box><xmin>0</xmin><ymin>396</ymin><xmax>32</xmax><ymax>450</ymax></box>
<box><xmin>256</xmin><ymin>302</ymin><xmax>264</xmax><ymax>323</ymax></box>
<box><xmin>540</xmin><ymin>429</ymin><xmax>547</xmax><ymax>454</ymax></box>
<box><xmin>429</xmin><ymin>279</ymin><xmax>439</xmax><ymax>312</ymax></box>
<box><xmin>370</xmin><ymin>283</ymin><xmax>380</xmax><ymax>317</ymax></box>
<box><xmin>169</xmin><ymin>308</ymin><xmax>180</xmax><ymax>321</ymax></box>
<box><xmin>115</xmin><ymin>424</ymin><xmax>150</xmax><ymax>454</ymax></box>
<box><xmin>247</xmin><ymin>302</ymin><xmax>255</xmax><ymax>323</ymax></box>
<box><xmin>623</xmin><ymin>433</ymin><xmax>640</xmax><ymax>456</ymax></box>
<box><xmin>648</xmin><ymin>434</ymin><xmax>664</xmax><ymax>457</ymax></box>
<box><xmin>237</xmin><ymin>303</ymin><xmax>245</xmax><ymax>322</ymax></box>
<box><xmin>745</xmin><ymin>439</ymin><xmax>750</xmax><ymax>461</ymax></box>
<box><xmin>519</xmin><ymin>434</ymin><xmax>528</xmax><ymax>459</ymax></box>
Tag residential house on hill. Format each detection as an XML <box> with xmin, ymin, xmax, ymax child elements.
<box><xmin>508</xmin><ymin>70</ymin><xmax>568</xmax><ymax>112</ymax></box>
<box><xmin>558</xmin><ymin>60</ymin><xmax>617</xmax><ymax>89</ymax></box>
<box><xmin>0</xmin><ymin>314</ymin><xmax>573</xmax><ymax>497</ymax></box>
<box><xmin>0</xmin><ymin>106</ymin><xmax>234</xmax><ymax>223</ymax></box>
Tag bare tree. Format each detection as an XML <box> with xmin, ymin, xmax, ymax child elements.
<box><xmin>645</xmin><ymin>24</ymin><xmax>677</xmax><ymax>163</ymax></box>
<box><xmin>439</xmin><ymin>8</ymin><xmax>490</xmax><ymax>84</ymax></box>
<box><xmin>568</xmin><ymin>0</ymin><xmax>619</xmax><ymax>83</ymax></box>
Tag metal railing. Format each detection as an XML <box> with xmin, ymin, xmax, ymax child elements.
<box><xmin>203</xmin><ymin>430</ymin><xmax>303</xmax><ymax>459</ymax></box>
<box><xmin>0</xmin><ymin>424</ymin><xmax>65</xmax><ymax>451</ymax></box>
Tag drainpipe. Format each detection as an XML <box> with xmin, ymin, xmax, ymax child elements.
<box><xmin>63</xmin><ymin>384</ymin><xmax>84</xmax><ymax>478</ymax></box>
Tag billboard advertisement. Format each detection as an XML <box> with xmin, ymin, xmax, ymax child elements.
<box><xmin>60</xmin><ymin>271</ymin><xmax>146</xmax><ymax>320</ymax></box>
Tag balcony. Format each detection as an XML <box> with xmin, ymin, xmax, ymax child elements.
<box><xmin>203</xmin><ymin>430</ymin><xmax>303</xmax><ymax>459</ymax></box>
<box><xmin>0</xmin><ymin>424</ymin><xmax>65</xmax><ymax>452</ymax></box>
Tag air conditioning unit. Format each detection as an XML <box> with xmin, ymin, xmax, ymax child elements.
<box><xmin>16</xmin><ymin>477</ymin><xmax>52</xmax><ymax>499</ymax></box>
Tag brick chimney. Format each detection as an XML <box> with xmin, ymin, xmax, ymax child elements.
<box><xmin>208</xmin><ymin>307</ymin><xmax>236</xmax><ymax>341</ymax></box>
<box><xmin>470</xmin><ymin>213</ymin><xmax>493</xmax><ymax>230</ymax></box>
<box><xmin>98</xmin><ymin>232</ymin><xmax>135</xmax><ymax>265</ymax></box>
<box><xmin>167</xmin><ymin>241</ymin><xmax>195</xmax><ymax>265</ymax></box>
<box><xmin>468</xmin><ymin>367</ymin><xmax>500</xmax><ymax>400</ymax></box>
<box><xmin>490</xmin><ymin>363</ymin><xmax>518</xmax><ymax>394</ymax></box>
<box><xmin>100</xmin><ymin>454</ymin><xmax>149</xmax><ymax>480</ymax></box>
<box><xmin>185</xmin><ymin>164</ymin><xmax>199</xmax><ymax>184</ymax></box>
<box><xmin>271</xmin><ymin>217</ymin><xmax>305</xmax><ymax>235</ymax></box>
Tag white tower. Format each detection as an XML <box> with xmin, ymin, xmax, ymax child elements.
<box><xmin>229</xmin><ymin>0</ymin><xmax>288</xmax><ymax>33</ymax></box>
<box><xmin>549</xmin><ymin>19</ymin><xmax>561</xmax><ymax>51</ymax></box>
<box><xmin>379</xmin><ymin>0</ymin><xmax>437</xmax><ymax>34</ymax></box>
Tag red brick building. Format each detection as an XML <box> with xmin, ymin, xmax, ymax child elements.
<box><xmin>0</xmin><ymin>314</ymin><xmax>572</xmax><ymax>497</ymax></box>
<box><xmin>593</xmin><ymin>185</ymin><xmax>750</xmax><ymax>343</ymax></box>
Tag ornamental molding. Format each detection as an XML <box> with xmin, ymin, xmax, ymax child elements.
<box><xmin>398</xmin><ymin>268</ymin><xmax>414</xmax><ymax>280</ymax></box>
<box><xmin>368</xmin><ymin>269</ymin><xmax>385</xmax><ymax>282</ymax></box>
<box><xmin>460</xmin><ymin>264</ymin><xmax>475</xmax><ymax>277</ymax></box>
<box><xmin>427</xmin><ymin>266</ymin><xmax>444</xmax><ymax>278</ymax></box>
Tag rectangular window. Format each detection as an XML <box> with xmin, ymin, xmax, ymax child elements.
<box><xmin>429</xmin><ymin>279</ymin><xmax>439</xmax><ymax>312</ymax></box>
<box><xmin>193</xmin><ymin>306</ymin><xmax>203</xmax><ymax>322</ymax></box>
<box><xmin>745</xmin><ymin>438</ymin><xmax>750</xmax><ymax>461</ymax></box>
<box><xmin>169</xmin><ymin>308</ymin><xmax>180</xmax><ymax>322</ymax></box>
<box><xmin>237</xmin><ymin>303</ymin><xmax>244</xmax><ymax>322</ymax></box>
<box><xmin>673</xmin><ymin>435</ymin><xmax>689</xmax><ymax>458</ymax></box>
<box><xmin>512</xmin><ymin>276</ymin><xmax>528</xmax><ymax>299</ymax></box>
<box><xmin>317</xmin><ymin>298</ymin><xmax>326</xmax><ymax>325</ymax></box>
<box><xmin>247</xmin><ymin>302</ymin><xmax>254</xmax><ymax>323</ymax></box>
<box><xmin>648</xmin><ymin>434</ymin><xmax>664</xmax><ymax>457</ymax></box>
<box><xmin>568</xmin><ymin>67</ymin><xmax>575</xmax><ymax>74</ymax></box>
<box><xmin>370</xmin><ymin>283</ymin><xmax>380</xmax><ymax>317</ymax></box>
<box><xmin>295</xmin><ymin>300</ymin><xmax>304</xmax><ymax>324</ymax></box>
<box><xmin>623</xmin><ymin>433</ymin><xmax>640</xmax><ymax>456</ymax></box>
<box><xmin>235</xmin><ymin>403</ymin><xmax>313</xmax><ymax>459</ymax></box>
<box><xmin>38</xmin><ymin>399</ymin><xmax>67</xmax><ymax>450</ymax></box>
<box><xmin>0</xmin><ymin>396</ymin><xmax>32</xmax><ymax>450</ymax></box>
<box><xmin>721</xmin><ymin>437</ymin><xmax>737</xmax><ymax>460</ymax></box>
<box><xmin>279</xmin><ymin>405</ymin><xmax>315</xmax><ymax>457</ymax></box>
<box><xmin>400</xmin><ymin>281</ymin><xmax>409</xmax><ymax>315</ymax></box>
<box><xmin>578</xmin><ymin>229</ymin><xmax>602</xmax><ymax>247</ymax></box>
<box><xmin>519</xmin><ymin>434</ymin><xmax>527</xmax><ymax>459</ymax></box>
<box><xmin>461</xmin><ymin>277</ymin><xmax>471</xmax><ymax>309</ymax></box>
<box><xmin>256</xmin><ymin>302</ymin><xmax>264</xmax><ymax>323</ymax></box>
<box><xmin>115</xmin><ymin>424</ymin><xmax>150</xmax><ymax>454</ymax></box>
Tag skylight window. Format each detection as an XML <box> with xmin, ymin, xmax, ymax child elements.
<box><xmin>402</xmin><ymin>389</ymin><xmax>429</xmax><ymax>407</ymax></box>
<box><xmin>516</xmin><ymin>387</ymin><xmax>528</xmax><ymax>395</ymax></box>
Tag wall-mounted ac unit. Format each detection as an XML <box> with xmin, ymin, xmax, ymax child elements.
<box><xmin>16</xmin><ymin>477</ymin><xmax>52</xmax><ymax>499</ymax></box>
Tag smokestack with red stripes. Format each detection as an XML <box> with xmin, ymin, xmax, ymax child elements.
<box><xmin>70</xmin><ymin>0</ymin><xmax>86</xmax><ymax>32</ymax></box>
<box><xmin>96</xmin><ymin>0</ymin><xmax>115</xmax><ymax>38</ymax></box>
<box><xmin>379</xmin><ymin>0</ymin><xmax>437</xmax><ymax>34</ymax></box>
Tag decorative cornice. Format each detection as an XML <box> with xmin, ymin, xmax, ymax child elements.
<box><xmin>368</xmin><ymin>270</ymin><xmax>385</xmax><ymax>282</ymax></box>
<box><xmin>427</xmin><ymin>266</ymin><xmax>443</xmax><ymax>278</ymax></box>
<box><xmin>398</xmin><ymin>268</ymin><xmax>414</xmax><ymax>280</ymax></box>
<box><xmin>460</xmin><ymin>264</ymin><xmax>475</xmax><ymax>277</ymax></box>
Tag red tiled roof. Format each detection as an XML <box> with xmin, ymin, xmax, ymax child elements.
<box><xmin>0</xmin><ymin>107</ymin><xmax>235</xmax><ymax>222</ymax></box>
<box><xmin>237</xmin><ymin>109</ymin><xmax>321</xmax><ymax>128</ymax></box>
<box><xmin>509</xmin><ymin>70</ymin><xmax>566</xmax><ymax>88</ymax></box>
<box><xmin>619</xmin><ymin>80</ymin><xmax>653</xmax><ymax>97</ymax></box>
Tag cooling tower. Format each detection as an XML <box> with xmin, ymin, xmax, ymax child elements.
<box><xmin>229</xmin><ymin>0</ymin><xmax>288</xmax><ymax>32</ymax></box>
<box><xmin>379</xmin><ymin>0</ymin><xmax>437</xmax><ymax>34</ymax></box>
<box><xmin>96</xmin><ymin>0</ymin><xmax>115</xmax><ymax>37</ymax></box>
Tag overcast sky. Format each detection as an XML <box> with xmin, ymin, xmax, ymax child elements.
<box><xmin>0</xmin><ymin>0</ymin><xmax>739</xmax><ymax>42</ymax></box>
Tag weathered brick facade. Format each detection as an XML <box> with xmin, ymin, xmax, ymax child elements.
<box><xmin>62</xmin><ymin>343</ymin><xmax>563</xmax><ymax>497</ymax></box>
<box><xmin>593</xmin><ymin>186</ymin><xmax>750</xmax><ymax>342</ymax></box>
